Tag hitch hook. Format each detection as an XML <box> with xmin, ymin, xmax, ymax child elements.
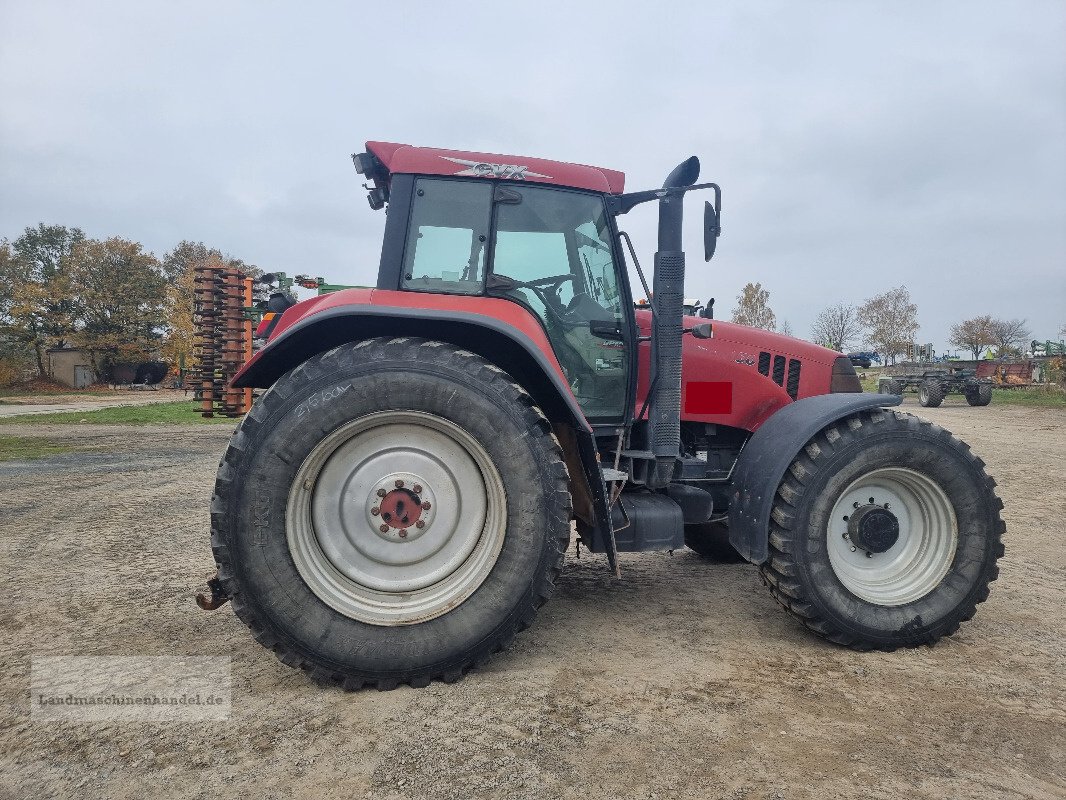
<box><xmin>196</xmin><ymin>572</ymin><xmax>230</xmax><ymax>611</ymax></box>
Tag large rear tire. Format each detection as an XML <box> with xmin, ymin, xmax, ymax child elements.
<box><xmin>210</xmin><ymin>337</ymin><xmax>571</xmax><ymax>689</ymax></box>
<box><xmin>759</xmin><ymin>409</ymin><xmax>1004</xmax><ymax>650</ymax></box>
<box><xmin>918</xmin><ymin>379</ymin><xmax>944</xmax><ymax>407</ymax></box>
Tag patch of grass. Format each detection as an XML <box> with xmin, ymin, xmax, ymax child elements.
<box><xmin>990</xmin><ymin>387</ymin><xmax>1066</xmax><ymax>408</ymax></box>
<box><xmin>0</xmin><ymin>401</ymin><xmax>237</xmax><ymax>425</ymax></box>
<box><xmin>0</xmin><ymin>434</ymin><xmax>73</xmax><ymax>461</ymax></box>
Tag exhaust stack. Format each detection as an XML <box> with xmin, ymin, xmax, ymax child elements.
<box><xmin>648</xmin><ymin>156</ymin><xmax>700</xmax><ymax>488</ymax></box>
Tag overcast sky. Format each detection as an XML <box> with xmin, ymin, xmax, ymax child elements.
<box><xmin>2</xmin><ymin>1</ymin><xmax>1064</xmax><ymax>353</ymax></box>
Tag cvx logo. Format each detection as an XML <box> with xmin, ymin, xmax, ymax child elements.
<box><xmin>735</xmin><ymin>352</ymin><xmax>756</xmax><ymax>367</ymax></box>
<box><xmin>442</xmin><ymin>156</ymin><xmax>551</xmax><ymax>181</ymax></box>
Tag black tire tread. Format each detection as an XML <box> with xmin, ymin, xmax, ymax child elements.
<box><xmin>210</xmin><ymin>337</ymin><xmax>572</xmax><ymax>690</ymax></box>
<box><xmin>919</xmin><ymin>379</ymin><xmax>945</xmax><ymax>407</ymax></box>
<box><xmin>757</xmin><ymin>409</ymin><xmax>1005</xmax><ymax>651</ymax></box>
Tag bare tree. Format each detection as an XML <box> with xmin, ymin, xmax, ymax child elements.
<box><xmin>857</xmin><ymin>286</ymin><xmax>918</xmax><ymax>365</ymax></box>
<box><xmin>810</xmin><ymin>303</ymin><xmax>861</xmax><ymax>352</ymax></box>
<box><xmin>949</xmin><ymin>314</ymin><xmax>995</xmax><ymax>360</ymax></box>
<box><xmin>989</xmin><ymin>318</ymin><xmax>1031</xmax><ymax>357</ymax></box>
<box><xmin>778</xmin><ymin>319</ymin><xmax>794</xmax><ymax>337</ymax></box>
<box><xmin>730</xmin><ymin>282</ymin><xmax>776</xmax><ymax>330</ymax></box>
<box><xmin>1058</xmin><ymin>322</ymin><xmax>1066</xmax><ymax>338</ymax></box>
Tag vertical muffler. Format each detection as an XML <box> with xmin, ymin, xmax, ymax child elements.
<box><xmin>648</xmin><ymin>156</ymin><xmax>700</xmax><ymax>488</ymax></box>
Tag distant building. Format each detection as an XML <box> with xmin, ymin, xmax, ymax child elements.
<box><xmin>46</xmin><ymin>348</ymin><xmax>96</xmax><ymax>388</ymax></box>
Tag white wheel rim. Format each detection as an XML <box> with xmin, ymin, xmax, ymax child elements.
<box><xmin>827</xmin><ymin>467</ymin><xmax>957</xmax><ymax>606</ymax></box>
<box><xmin>287</xmin><ymin>411</ymin><xmax>507</xmax><ymax>626</ymax></box>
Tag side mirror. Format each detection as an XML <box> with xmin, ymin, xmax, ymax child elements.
<box><xmin>684</xmin><ymin>323</ymin><xmax>713</xmax><ymax>339</ymax></box>
<box><xmin>704</xmin><ymin>200</ymin><xmax>721</xmax><ymax>262</ymax></box>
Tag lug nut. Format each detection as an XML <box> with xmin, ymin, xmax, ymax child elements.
<box><xmin>865</xmin><ymin>551</ymin><xmax>873</xmax><ymax>558</ymax></box>
<box><xmin>415</xmin><ymin>520</ymin><xmax>425</xmax><ymax>529</ymax></box>
<box><xmin>413</xmin><ymin>484</ymin><xmax>423</xmax><ymax>494</ymax></box>
<box><xmin>421</xmin><ymin>501</ymin><xmax>431</xmax><ymax>510</ymax></box>
<box><xmin>379</xmin><ymin>524</ymin><xmax>389</xmax><ymax>533</ymax></box>
<box><xmin>853</xmin><ymin>501</ymin><xmax>860</xmax><ymax>509</ymax></box>
<box><xmin>842</xmin><ymin>532</ymin><xmax>850</xmax><ymax>539</ymax></box>
<box><xmin>377</xmin><ymin>488</ymin><xmax>387</xmax><ymax>498</ymax></box>
<box><xmin>398</xmin><ymin>529</ymin><xmax>408</xmax><ymax>538</ymax></box>
<box><xmin>371</xmin><ymin>507</ymin><xmax>380</xmax><ymax>516</ymax></box>
<box><xmin>849</xmin><ymin>546</ymin><xmax>857</xmax><ymax>552</ymax></box>
<box><xmin>395</xmin><ymin>479</ymin><xmax>405</xmax><ymax>488</ymax></box>
<box><xmin>883</xmin><ymin>502</ymin><xmax>890</xmax><ymax>509</ymax></box>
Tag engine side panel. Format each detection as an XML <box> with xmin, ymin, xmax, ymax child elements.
<box><xmin>634</xmin><ymin>310</ymin><xmax>843</xmax><ymax>432</ymax></box>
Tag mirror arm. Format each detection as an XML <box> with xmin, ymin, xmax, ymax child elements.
<box><xmin>618</xmin><ymin>229</ymin><xmax>655</xmax><ymax>316</ymax></box>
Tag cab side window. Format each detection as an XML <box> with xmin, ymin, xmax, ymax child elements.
<box><xmin>402</xmin><ymin>179</ymin><xmax>492</xmax><ymax>294</ymax></box>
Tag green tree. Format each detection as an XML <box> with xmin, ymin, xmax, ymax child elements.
<box><xmin>730</xmin><ymin>282</ymin><xmax>777</xmax><ymax>330</ymax></box>
<box><xmin>6</xmin><ymin>224</ymin><xmax>85</xmax><ymax>375</ymax></box>
<box><xmin>68</xmin><ymin>237</ymin><xmax>167</xmax><ymax>369</ymax></box>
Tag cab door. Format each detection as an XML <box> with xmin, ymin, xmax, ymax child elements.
<box><xmin>487</xmin><ymin>184</ymin><xmax>634</xmax><ymax>425</ymax></box>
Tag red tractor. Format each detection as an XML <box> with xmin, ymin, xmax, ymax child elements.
<box><xmin>202</xmin><ymin>141</ymin><xmax>1004</xmax><ymax>690</ymax></box>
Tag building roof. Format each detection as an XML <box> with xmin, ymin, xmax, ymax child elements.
<box><xmin>365</xmin><ymin>141</ymin><xmax>625</xmax><ymax>194</ymax></box>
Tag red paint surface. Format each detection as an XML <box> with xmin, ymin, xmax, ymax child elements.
<box><xmin>238</xmin><ymin>291</ymin><xmax>848</xmax><ymax>436</ymax></box>
<box><xmin>233</xmin><ymin>288</ymin><xmax>575</xmax><ymax>397</ymax></box>
<box><xmin>366</xmin><ymin>140</ymin><xmax>625</xmax><ymax>194</ymax></box>
<box><xmin>685</xmin><ymin>381</ymin><xmax>733</xmax><ymax>415</ymax></box>
<box><xmin>634</xmin><ymin>310</ymin><xmax>842</xmax><ymax>431</ymax></box>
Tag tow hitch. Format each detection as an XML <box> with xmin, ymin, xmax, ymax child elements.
<box><xmin>195</xmin><ymin>572</ymin><xmax>230</xmax><ymax>611</ymax></box>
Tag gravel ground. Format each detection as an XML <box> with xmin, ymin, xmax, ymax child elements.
<box><xmin>1</xmin><ymin>399</ymin><xmax>1063</xmax><ymax>799</ymax></box>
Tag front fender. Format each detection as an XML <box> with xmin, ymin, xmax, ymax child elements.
<box><xmin>727</xmin><ymin>393</ymin><xmax>903</xmax><ymax>564</ymax></box>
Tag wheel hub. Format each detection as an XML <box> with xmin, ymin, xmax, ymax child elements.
<box><xmin>366</xmin><ymin>473</ymin><xmax>436</xmax><ymax>543</ymax></box>
<box><xmin>847</xmin><ymin>504</ymin><xmax>900</xmax><ymax>554</ymax></box>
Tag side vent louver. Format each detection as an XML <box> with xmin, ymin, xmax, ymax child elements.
<box><xmin>786</xmin><ymin>358</ymin><xmax>801</xmax><ymax>399</ymax></box>
<box><xmin>758</xmin><ymin>351</ymin><xmax>771</xmax><ymax>376</ymax></box>
<box><xmin>772</xmin><ymin>355</ymin><xmax>786</xmax><ymax>386</ymax></box>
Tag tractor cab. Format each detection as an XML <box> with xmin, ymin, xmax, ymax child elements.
<box><xmin>356</xmin><ymin>143</ymin><xmax>640</xmax><ymax>423</ymax></box>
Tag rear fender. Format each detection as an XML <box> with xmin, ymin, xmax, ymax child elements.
<box><xmin>728</xmin><ymin>393</ymin><xmax>903</xmax><ymax>564</ymax></box>
<box><xmin>232</xmin><ymin>302</ymin><xmax>618</xmax><ymax>570</ymax></box>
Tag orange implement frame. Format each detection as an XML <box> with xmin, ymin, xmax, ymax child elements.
<box><xmin>192</xmin><ymin>264</ymin><xmax>254</xmax><ymax>417</ymax></box>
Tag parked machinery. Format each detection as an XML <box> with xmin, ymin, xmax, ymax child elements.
<box><xmin>878</xmin><ymin>366</ymin><xmax>993</xmax><ymax>407</ymax></box>
<box><xmin>192</xmin><ymin>264</ymin><xmax>253</xmax><ymax>417</ymax></box>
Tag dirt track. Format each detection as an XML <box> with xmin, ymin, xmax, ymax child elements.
<box><xmin>1</xmin><ymin>399</ymin><xmax>1063</xmax><ymax>799</ymax></box>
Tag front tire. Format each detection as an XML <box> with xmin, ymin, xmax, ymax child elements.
<box><xmin>759</xmin><ymin>409</ymin><xmax>1004</xmax><ymax>650</ymax></box>
<box><xmin>210</xmin><ymin>337</ymin><xmax>571</xmax><ymax>689</ymax></box>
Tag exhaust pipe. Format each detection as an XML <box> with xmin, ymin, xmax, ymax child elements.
<box><xmin>648</xmin><ymin>157</ymin><xmax>700</xmax><ymax>488</ymax></box>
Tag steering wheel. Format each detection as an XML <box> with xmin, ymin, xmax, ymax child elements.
<box><xmin>509</xmin><ymin>274</ymin><xmax>576</xmax><ymax>312</ymax></box>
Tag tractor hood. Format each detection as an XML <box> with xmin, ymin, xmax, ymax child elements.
<box><xmin>702</xmin><ymin>319</ymin><xmax>844</xmax><ymax>367</ymax></box>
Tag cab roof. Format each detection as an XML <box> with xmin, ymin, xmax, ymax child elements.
<box><xmin>365</xmin><ymin>141</ymin><xmax>625</xmax><ymax>194</ymax></box>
